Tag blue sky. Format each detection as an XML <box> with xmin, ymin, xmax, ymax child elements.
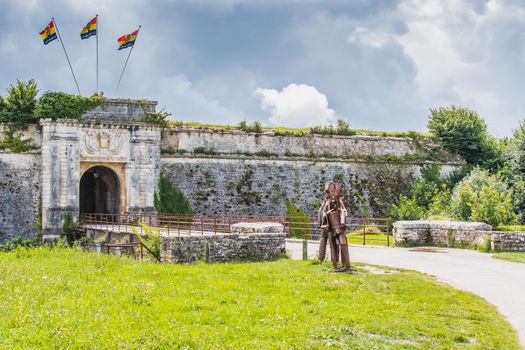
<box><xmin>0</xmin><ymin>0</ymin><xmax>524</xmax><ymax>135</ymax></box>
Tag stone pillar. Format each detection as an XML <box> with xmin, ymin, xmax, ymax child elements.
<box><xmin>40</xmin><ymin>119</ymin><xmax>80</xmax><ymax>240</ymax></box>
<box><xmin>126</xmin><ymin>125</ymin><xmax>161</xmax><ymax>213</ymax></box>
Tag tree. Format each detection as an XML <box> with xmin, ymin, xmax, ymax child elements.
<box><xmin>285</xmin><ymin>200</ymin><xmax>311</xmax><ymax>239</ymax></box>
<box><xmin>450</xmin><ymin>168</ymin><xmax>514</xmax><ymax>227</ymax></box>
<box><xmin>427</xmin><ymin>106</ymin><xmax>501</xmax><ymax>169</ymax></box>
<box><xmin>1</xmin><ymin>79</ymin><xmax>39</xmax><ymax>124</ymax></box>
<box><xmin>389</xmin><ymin>195</ymin><xmax>425</xmax><ymax>221</ymax></box>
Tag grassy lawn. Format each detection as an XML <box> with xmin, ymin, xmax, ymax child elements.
<box><xmin>492</xmin><ymin>252</ymin><xmax>525</xmax><ymax>264</ymax></box>
<box><xmin>0</xmin><ymin>248</ymin><xmax>519</xmax><ymax>349</ymax></box>
<box><xmin>348</xmin><ymin>233</ymin><xmax>393</xmax><ymax>247</ymax></box>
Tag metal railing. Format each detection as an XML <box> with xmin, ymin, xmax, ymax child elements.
<box><xmin>80</xmin><ymin>212</ymin><xmax>392</xmax><ymax>246</ymax></box>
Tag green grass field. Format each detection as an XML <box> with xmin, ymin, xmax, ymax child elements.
<box><xmin>492</xmin><ymin>252</ymin><xmax>525</xmax><ymax>264</ymax></box>
<box><xmin>348</xmin><ymin>233</ymin><xmax>393</xmax><ymax>247</ymax></box>
<box><xmin>0</xmin><ymin>247</ymin><xmax>519</xmax><ymax>349</ymax></box>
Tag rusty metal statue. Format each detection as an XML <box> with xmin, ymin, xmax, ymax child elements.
<box><xmin>317</xmin><ymin>181</ymin><xmax>350</xmax><ymax>271</ymax></box>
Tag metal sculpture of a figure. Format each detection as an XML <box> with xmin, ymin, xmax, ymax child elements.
<box><xmin>317</xmin><ymin>181</ymin><xmax>350</xmax><ymax>271</ymax></box>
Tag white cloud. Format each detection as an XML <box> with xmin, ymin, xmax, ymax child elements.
<box><xmin>156</xmin><ymin>74</ymin><xmax>246</xmax><ymax>123</ymax></box>
<box><xmin>347</xmin><ymin>26</ymin><xmax>393</xmax><ymax>48</ymax></box>
<box><xmin>395</xmin><ymin>0</ymin><xmax>525</xmax><ymax>135</ymax></box>
<box><xmin>254</xmin><ymin>83</ymin><xmax>337</xmax><ymax>127</ymax></box>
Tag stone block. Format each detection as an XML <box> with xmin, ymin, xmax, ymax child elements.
<box><xmin>230</xmin><ymin>222</ymin><xmax>284</xmax><ymax>234</ymax></box>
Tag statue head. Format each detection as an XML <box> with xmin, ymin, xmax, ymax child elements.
<box><xmin>324</xmin><ymin>181</ymin><xmax>343</xmax><ymax>199</ymax></box>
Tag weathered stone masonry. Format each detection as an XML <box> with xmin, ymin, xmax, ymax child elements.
<box><xmin>393</xmin><ymin>220</ymin><xmax>525</xmax><ymax>251</ymax></box>
<box><xmin>0</xmin><ymin>153</ymin><xmax>41</xmax><ymax>241</ymax></box>
<box><xmin>160</xmin><ymin>157</ymin><xmax>458</xmax><ymax>218</ymax></box>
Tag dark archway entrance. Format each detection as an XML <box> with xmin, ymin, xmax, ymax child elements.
<box><xmin>80</xmin><ymin>166</ymin><xmax>120</xmax><ymax>215</ymax></box>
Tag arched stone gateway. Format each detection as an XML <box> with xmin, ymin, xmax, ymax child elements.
<box><xmin>80</xmin><ymin>166</ymin><xmax>120</xmax><ymax>215</ymax></box>
<box><xmin>37</xmin><ymin>99</ymin><xmax>162</xmax><ymax>240</ymax></box>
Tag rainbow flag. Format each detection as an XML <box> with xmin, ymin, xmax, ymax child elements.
<box><xmin>80</xmin><ymin>16</ymin><xmax>97</xmax><ymax>39</ymax></box>
<box><xmin>117</xmin><ymin>29</ymin><xmax>139</xmax><ymax>50</ymax></box>
<box><xmin>39</xmin><ymin>20</ymin><xmax>57</xmax><ymax>45</ymax></box>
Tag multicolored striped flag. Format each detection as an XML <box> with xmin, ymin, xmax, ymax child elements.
<box><xmin>117</xmin><ymin>29</ymin><xmax>139</xmax><ymax>50</ymax></box>
<box><xmin>39</xmin><ymin>20</ymin><xmax>57</xmax><ymax>45</ymax></box>
<box><xmin>80</xmin><ymin>16</ymin><xmax>97</xmax><ymax>39</ymax></box>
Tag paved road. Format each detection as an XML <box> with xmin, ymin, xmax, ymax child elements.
<box><xmin>286</xmin><ymin>240</ymin><xmax>525</xmax><ymax>347</ymax></box>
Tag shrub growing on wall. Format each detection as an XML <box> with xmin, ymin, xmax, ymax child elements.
<box><xmin>450</xmin><ymin>168</ymin><xmax>514</xmax><ymax>227</ymax></box>
<box><xmin>154</xmin><ymin>176</ymin><xmax>193</xmax><ymax>215</ymax></box>
<box><xmin>35</xmin><ymin>91</ymin><xmax>101</xmax><ymax>120</ymax></box>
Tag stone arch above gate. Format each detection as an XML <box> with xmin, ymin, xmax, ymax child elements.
<box><xmin>80</xmin><ymin>164</ymin><xmax>126</xmax><ymax>215</ymax></box>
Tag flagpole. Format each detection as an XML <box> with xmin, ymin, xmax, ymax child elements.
<box><xmin>114</xmin><ymin>25</ymin><xmax>141</xmax><ymax>96</ymax></box>
<box><xmin>52</xmin><ymin>17</ymin><xmax>82</xmax><ymax>96</ymax></box>
<box><xmin>96</xmin><ymin>14</ymin><xmax>99</xmax><ymax>94</ymax></box>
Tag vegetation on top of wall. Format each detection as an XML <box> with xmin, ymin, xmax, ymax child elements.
<box><xmin>35</xmin><ymin>91</ymin><xmax>102</xmax><ymax>120</ymax></box>
<box><xmin>0</xmin><ymin>125</ymin><xmax>34</xmax><ymax>152</ymax></box>
<box><xmin>0</xmin><ymin>79</ymin><xmax>39</xmax><ymax>125</ymax></box>
<box><xmin>141</xmin><ymin>106</ymin><xmax>171</xmax><ymax>127</ymax></box>
<box><xmin>0</xmin><ymin>80</ymin><xmax>102</xmax><ymax>125</ymax></box>
<box><xmin>154</xmin><ymin>176</ymin><xmax>193</xmax><ymax>215</ymax></box>
<box><xmin>309</xmin><ymin>119</ymin><xmax>356</xmax><ymax>136</ymax></box>
<box><xmin>238</xmin><ymin>120</ymin><xmax>262</xmax><ymax>133</ymax></box>
<box><xmin>166</xmin><ymin>120</ymin><xmax>432</xmax><ymax>138</ymax></box>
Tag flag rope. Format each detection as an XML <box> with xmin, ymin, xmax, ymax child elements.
<box><xmin>52</xmin><ymin>17</ymin><xmax>82</xmax><ymax>96</ymax></box>
<box><xmin>96</xmin><ymin>14</ymin><xmax>99</xmax><ymax>94</ymax></box>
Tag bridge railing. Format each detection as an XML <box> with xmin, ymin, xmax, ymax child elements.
<box><xmin>79</xmin><ymin>213</ymin><xmax>392</xmax><ymax>246</ymax></box>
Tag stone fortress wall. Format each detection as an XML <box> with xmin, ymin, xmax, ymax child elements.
<box><xmin>159</xmin><ymin>127</ymin><xmax>460</xmax><ymax>218</ymax></box>
<box><xmin>0</xmin><ymin>153</ymin><xmax>41</xmax><ymax>241</ymax></box>
<box><xmin>0</xmin><ymin>98</ymin><xmax>462</xmax><ymax>242</ymax></box>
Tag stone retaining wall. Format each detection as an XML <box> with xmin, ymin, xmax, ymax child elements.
<box><xmin>161</xmin><ymin>222</ymin><xmax>286</xmax><ymax>263</ymax></box>
<box><xmin>491</xmin><ymin>232</ymin><xmax>525</xmax><ymax>252</ymax></box>
<box><xmin>393</xmin><ymin>221</ymin><xmax>492</xmax><ymax>247</ymax></box>
<box><xmin>160</xmin><ymin>232</ymin><xmax>286</xmax><ymax>263</ymax></box>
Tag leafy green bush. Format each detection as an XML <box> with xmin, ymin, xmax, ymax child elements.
<box><xmin>238</xmin><ymin>120</ymin><xmax>263</xmax><ymax>133</ymax></box>
<box><xmin>0</xmin><ymin>79</ymin><xmax>39</xmax><ymax>124</ymax></box>
<box><xmin>35</xmin><ymin>91</ymin><xmax>101</xmax><ymax>120</ymax></box>
<box><xmin>0</xmin><ymin>236</ymin><xmax>40</xmax><ymax>252</ymax></box>
<box><xmin>142</xmin><ymin>107</ymin><xmax>171</xmax><ymax>127</ymax></box>
<box><xmin>427</xmin><ymin>106</ymin><xmax>501</xmax><ymax>169</ymax></box>
<box><xmin>154</xmin><ymin>176</ymin><xmax>193</xmax><ymax>215</ymax></box>
<box><xmin>285</xmin><ymin>200</ymin><xmax>311</xmax><ymax>239</ymax></box>
<box><xmin>411</xmin><ymin>164</ymin><xmax>444</xmax><ymax>209</ymax></box>
<box><xmin>389</xmin><ymin>195</ymin><xmax>425</xmax><ymax>221</ymax></box>
<box><xmin>310</xmin><ymin>119</ymin><xmax>356</xmax><ymax>136</ymax></box>
<box><xmin>450</xmin><ymin>168</ymin><xmax>515</xmax><ymax>226</ymax></box>
<box><xmin>427</xmin><ymin>185</ymin><xmax>452</xmax><ymax>218</ymax></box>
<box><xmin>0</xmin><ymin>125</ymin><xmax>34</xmax><ymax>152</ymax></box>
